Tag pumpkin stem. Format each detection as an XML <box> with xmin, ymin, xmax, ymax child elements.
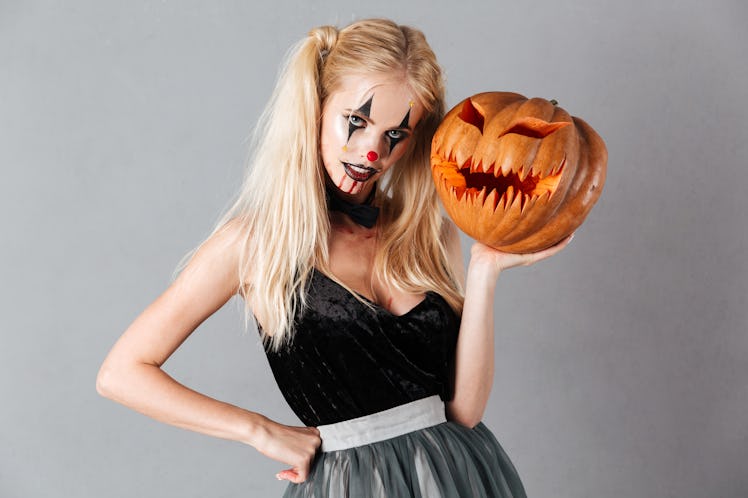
<box><xmin>550</xmin><ymin>99</ymin><xmax>558</xmax><ymax>106</ymax></box>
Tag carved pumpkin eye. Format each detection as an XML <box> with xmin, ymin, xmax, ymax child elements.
<box><xmin>457</xmin><ymin>99</ymin><xmax>484</xmax><ymax>133</ymax></box>
<box><xmin>431</xmin><ymin>92</ymin><xmax>607</xmax><ymax>253</ymax></box>
<box><xmin>498</xmin><ymin>117</ymin><xmax>570</xmax><ymax>139</ymax></box>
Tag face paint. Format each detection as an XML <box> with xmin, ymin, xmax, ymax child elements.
<box><xmin>347</xmin><ymin>96</ymin><xmax>374</xmax><ymax>143</ymax></box>
<box><xmin>386</xmin><ymin>108</ymin><xmax>411</xmax><ymax>153</ymax></box>
<box><xmin>320</xmin><ymin>74</ymin><xmax>424</xmax><ymax>202</ymax></box>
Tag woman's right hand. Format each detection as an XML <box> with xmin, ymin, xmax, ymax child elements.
<box><xmin>252</xmin><ymin>416</ymin><xmax>322</xmax><ymax>483</ymax></box>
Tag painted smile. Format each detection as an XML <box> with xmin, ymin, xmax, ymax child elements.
<box><xmin>342</xmin><ymin>162</ymin><xmax>378</xmax><ymax>182</ymax></box>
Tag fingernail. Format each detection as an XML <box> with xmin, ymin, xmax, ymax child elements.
<box><xmin>276</xmin><ymin>473</ymin><xmax>282</xmax><ymax>480</ymax></box>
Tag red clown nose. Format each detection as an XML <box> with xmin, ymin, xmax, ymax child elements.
<box><xmin>366</xmin><ymin>151</ymin><xmax>378</xmax><ymax>162</ymax></box>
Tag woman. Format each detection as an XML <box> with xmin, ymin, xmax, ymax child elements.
<box><xmin>97</xmin><ymin>18</ymin><xmax>569</xmax><ymax>497</ymax></box>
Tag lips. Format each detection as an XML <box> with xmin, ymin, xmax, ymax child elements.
<box><xmin>342</xmin><ymin>162</ymin><xmax>378</xmax><ymax>182</ymax></box>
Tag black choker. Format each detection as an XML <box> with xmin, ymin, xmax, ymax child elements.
<box><xmin>325</xmin><ymin>185</ymin><xmax>380</xmax><ymax>228</ymax></box>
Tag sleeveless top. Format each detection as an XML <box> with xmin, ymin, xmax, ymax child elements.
<box><xmin>263</xmin><ymin>270</ymin><xmax>460</xmax><ymax>427</ymax></box>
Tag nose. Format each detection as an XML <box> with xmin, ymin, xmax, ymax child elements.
<box><xmin>350</xmin><ymin>129</ymin><xmax>386</xmax><ymax>163</ymax></box>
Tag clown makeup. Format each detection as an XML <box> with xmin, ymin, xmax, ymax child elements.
<box><xmin>320</xmin><ymin>74</ymin><xmax>424</xmax><ymax>202</ymax></box>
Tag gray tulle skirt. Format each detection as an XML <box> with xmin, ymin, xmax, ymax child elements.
<box><xmin>282</xmin><ymin>398</ymin><xmax>527</xmax><ymax>498</ymax></box>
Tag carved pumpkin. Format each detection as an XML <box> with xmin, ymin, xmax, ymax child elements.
<box><xmin>431</xmin><ymin>92</ymin><xmax>607</xmax><ymax>253</ymax></box>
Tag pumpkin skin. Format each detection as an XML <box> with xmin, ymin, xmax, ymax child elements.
<box><xmin>431</xmin><ymin>92</ymin><xmax>607</xmax><ymax>253</ymax></box>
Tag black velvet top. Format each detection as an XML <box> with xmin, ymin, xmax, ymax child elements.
<box><xmin>263</xmin><ymin>270</ymin><xmax>460</xmax><ymax>427</ymax></box>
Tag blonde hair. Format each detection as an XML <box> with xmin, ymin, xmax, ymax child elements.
<box><xmin>213</xmin><ymin>19</ymin><xmax>462</xmax><ymax>350</ymax></box>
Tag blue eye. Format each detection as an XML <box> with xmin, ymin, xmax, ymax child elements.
<box><xmin>386</xmin><ymin>129</ymin><xmax>409</xmax><ymax>153</ymax></box>
<box><xmin>347</xmin><ymin>114</ymin><xmax>366</xmax><ymax>142</ymax></box>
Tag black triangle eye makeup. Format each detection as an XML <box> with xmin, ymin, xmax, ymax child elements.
<box><xmin>398</xmin><ymin>108</ymin><xmax>411</xmax><ymax>130</ymax></box>
<box><xmin>356</xmin><ymin>96</ymin><xmax>373</xmax><ymax>118</ymax></box>
<box><xmin>388</xmin><ymin>108</ymin><xmax>411</xmax><ymax>153</ymax></box>
<box><xmin>344</xmin><ymin>94</ymin><xmax>414</xmax><ymax>152</ymax></box>
<box><xmin>347</xmin><ymin>95</ymin><xmax>374</xmax><ymax>141</ymax></box>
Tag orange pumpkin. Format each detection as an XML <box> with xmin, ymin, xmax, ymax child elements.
<box><xmin>431</xmin><ymin>92</ymin><xmax>607</xmax><ymax>253</ymax></box>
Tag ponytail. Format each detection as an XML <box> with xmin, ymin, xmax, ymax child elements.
<box><xmin>308</xmin><ymin>25</ymin><xmax>338</xmax><ymax>62</ymax></box>
<box><xmin>219</xmin><ymin>26</ymin><xmax>341</xmax><ymax>350</ymax></box>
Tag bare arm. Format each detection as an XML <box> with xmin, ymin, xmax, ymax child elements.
<box><xmin>442</xmin><ymin>220</ymin><xmax>572</xmax><ymax>428</ymax></box>
<box><xmin>96</xmin><ymin>221</ymin><xmax>319</xmax><ymax>482</ymax></box>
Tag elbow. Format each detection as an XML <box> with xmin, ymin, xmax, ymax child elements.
<box><xmin>96</xmin><ymin>362</ymin><xmax>127</xmax><ymax>400</ymax></box>
<box><xmin>451</xmin><ymin>415</ymin><xmax>482</xmax><ymax>430</ymax></box>
<box><xmin>95</xmin><ymin>364</ymin><xmax>114</xmax><ymax>398</ymax></box>
<box><xmin>446</xmin><ymin>403</ymin><xmax>483</xmax><ymax>429</ymax></box>
<box><xmin>96</xmin><ymin>359</ymin><xmax>158</xmax><ymax>401</ymax></box>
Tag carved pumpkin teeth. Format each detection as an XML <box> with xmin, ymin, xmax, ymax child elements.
<box><xmin>445</xmin><ymin>163</ymin><xmax>564</xmax><ymax>206</ymax></box>
<box><xmin>435</xmin><ymin>139</ymin><xmax>566</xmax><ymax>217</ymax></box>
<box><xmin>490</xmin><ymin>162</ymin><xmax>498</xmax><ymax>178</ymax></box>
<box><xmin>552</xmin><ymin>157</ymin><xmax>566</xmax><ymax>176</ymax></box>
<box><xmin>495</xmin><ymin>188</ymin><xmax>506</xmax><ymax>211</ymax></box>
<box><xmin>520</xmin><ymin>193</ymin><xmax>533</xmax><ymax>213</ymax></box>
<box><xmin>504</xmin><ymin>185</ymin><xmax>515</xmax><ymax>208</ymax></box>
<box><xmin>531</xmin><ymin>163</ymin><xmax>541</xmax><ymax>178</ymax></box>
<box><xmin>484</xmin><ymin>189</ymin><xmax>499</xmax><ymax>211</ymax></box>
<box><xmin>500</xmin><ymin>162</ymin><xmax>513</xmax><ymax>178</ymax></box>
<box><xmin>454</xmin><ymin>185</ymin><xmax>466</xmax><ymax>202</ymax></box>
<box><xmin>518</xmin><ymin>165</ymin><xmax>530</xmax><ymax>182</ymax></box>
<box><xmin>508</xmin><ymin>189</ymin><xmax>523</xmax><ymax>215</ymax></box>
<box><xmin>456</xmin><ymin>148</ymin><xmax>471</xmax><ymax>170</ymax></box>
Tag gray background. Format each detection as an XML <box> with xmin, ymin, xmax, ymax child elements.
<box><xmin>1</xmin><ymin>0</ymin><xmax>746</xmax><ymax>497</ymax></box>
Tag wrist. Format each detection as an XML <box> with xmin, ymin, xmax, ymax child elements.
<box><xmin>240</xmin><ymin>411</ymin><xmax>270</xmax><ymax>448</ymax></box>
<box><xmin>466</xmin><ymin>257</ymin><xmax>502</xmax><ymax>285</ymax></box>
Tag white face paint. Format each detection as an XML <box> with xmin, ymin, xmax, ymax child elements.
<box><xmin>319</xmin><ymin>74</ymin><xmax>424</xmax><ymax>202</ymax></box>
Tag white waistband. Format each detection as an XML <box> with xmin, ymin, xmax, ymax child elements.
<box><xmin>317</xmin><ymin>395</ymin><xmax>447</xmax><ymax>452</ymax></box>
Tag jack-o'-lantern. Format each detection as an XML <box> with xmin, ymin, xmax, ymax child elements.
<box><xmin>431</xmin><ymin>92</ymin><xmax>607</xmax><ymax>253</ymax></box>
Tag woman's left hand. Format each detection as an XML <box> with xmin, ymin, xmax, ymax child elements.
<box><xmin>469</xmin><ymin>233</ymin><xmax>574</xmax><ymax>277</ymax></box>
<box><xmin>447</xmin><ymin>233</ymin><xmax>574</xmax><ymax>427</ymax></box>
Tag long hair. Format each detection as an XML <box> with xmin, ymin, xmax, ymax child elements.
<box><xmin>211</xmin><ymin>19</ymin><xmax>462</xmax><ymax>350</ymax></box>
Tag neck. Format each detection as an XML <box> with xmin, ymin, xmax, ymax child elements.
<box><xmin>325</xmin><ymin>181</ymin><xmax>380</xmax><ymax>229</ymax></box>
<box><xmin>329</xmin><ymin>211</ymin><xmax>376</xmax><ymax>233</ymax></box>
<box><xmin>327</xmin><ymin>182</ymin><xmax>375</xmax><ymax>205</ymax></box>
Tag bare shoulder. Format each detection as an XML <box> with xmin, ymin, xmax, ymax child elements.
<box><xmin>194</xmin><ymin>218</ymin><xmax>248</xmax><ymax>262</ymax></box>
<box><xmin>179</xmin><ymin>218</ymin><xmax>248</xmax><ymax>296</ymax></box>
